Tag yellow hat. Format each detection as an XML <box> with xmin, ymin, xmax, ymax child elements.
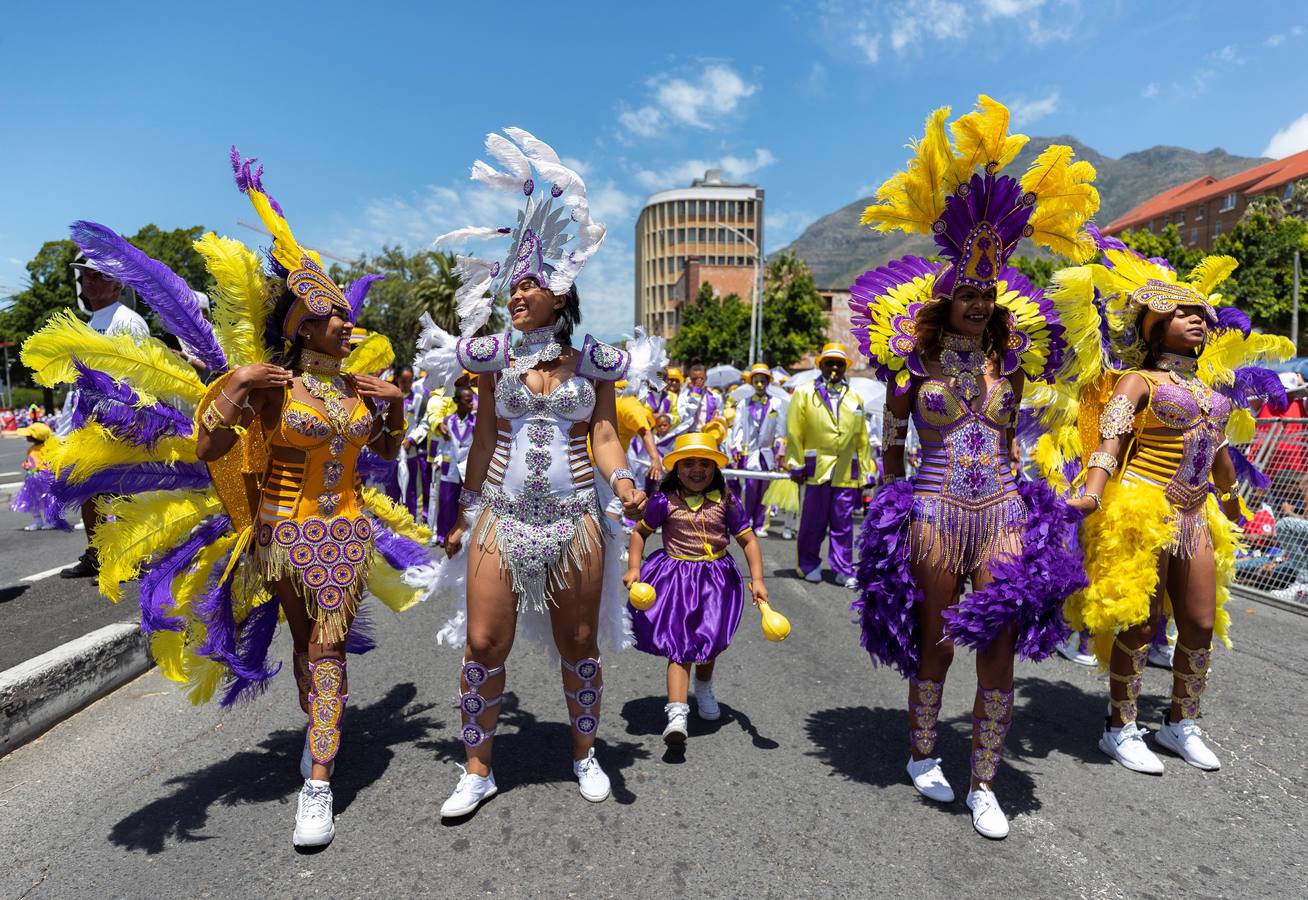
<box><xmin>662</xmin><ymin>432</ymin><xmax>728</xmax><ymax>469</ymax></box>
<box><xmin>17</xmin><ymin>423</ymin><xmax>52</xmax><ymax>442</ymax></box>
<box><xmin>665</xmin><ymin>366</ymin><xmax>684</xmax><ymax>382</ymax></box>
<box><xmin>817</xmin><ymin>342</ymin><xmax>849</xmax><ymax>363</ymax></box>
<box><xmin>748</xmin><ymin>363</ymin><xmax>771</xmax><ymax>381</ymax></box>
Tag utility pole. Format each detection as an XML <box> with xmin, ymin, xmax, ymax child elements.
<box><xmin>1294</xmin><ymin>249</ymin><xmax>1301</xmax><ymax>356</ymax></box>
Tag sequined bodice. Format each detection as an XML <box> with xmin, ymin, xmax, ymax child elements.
<box><xmin>914</xmin><ymin>377</ymin><xmax>1016</xmax><ymax>431</ymax></box>
<box><xmin>277</xmin><ymin>398</ymin><xmax>374</xmax><ymax>450</ymax></box>
<box><xmin>1125</xmin><ymin>374</ymin><xmax>1233</xmax><ymax>510</ymax></box>
<box><xmin>494</xmin><ymin>374</ymin><xmax>596</xmax><ymax>423</ymax></box>
<box><xmin>260</xmin><ymin>394</ymin><xmax>374</xmax><ymax>525</ymax></box>
<box><xmin>911</xmin><ymin>377</ymin><xmax>1017</xmax><ymax>505</ymax></box>
<box><xmin>488</xmin><ymin>373</ymin><xmax>597</xmax><ymax>500</ymax></box>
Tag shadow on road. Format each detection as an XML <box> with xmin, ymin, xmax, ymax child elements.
<box><xmin>620</xmin><ymin>695</ymin><xmax>780</xmax><ymax>751</ymax></box>
<box><xmin>0</xmin><ymin>584</ymin><xmax>28</xmax><ymax>605</ymax></box>
<box><xmin>1007</xmin><ymin>677</ymin><xmax>1118</xmax><ymax>768</ymax></box>
<box><xmin>108</xmin><ymin>683</ymin><xmax>437</xmax><ymax>854</ymax></box>
<box><xmin>417</xmin><ymin>692</ymin><xmax>650</xmax><ymax>809</ymax></box>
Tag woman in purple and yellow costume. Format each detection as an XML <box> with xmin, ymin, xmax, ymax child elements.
<box><xmin>1043</xmin><ymin>228</ymin><xmax>1292</xmax><ymax>776</ymax></box>
<box><xmin>850</xmin><ymin>97</ymin><xmax>1098</xmax><ymax>839</ymax></box>
<box><xmin>418</xmin><ymin>129</ymin><xmax>658</xmax><ymax>818</ymax></box>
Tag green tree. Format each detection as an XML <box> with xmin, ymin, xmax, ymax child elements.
<box><xmin>1009</xmin><ymin>255</ymin><xmax>1056</xmax><ymax>288</ymax></box>
<box><xmin>1116</xmin><ymin>224</ymin><xmax>1206</xmax><ymax>275</ymax></box>
<box><xmin>668</xmin><ymin>282</ymin><xmax>751</xmax><ymax>365</ymax></box>
<box><xmin>1213</xmin><ymin>210</ymin><xmax>1308</xmax><ymax>340</ymax></box>
<box><xmin>760</xmin><ymin>250</ymin><xmax>828</xmax><ymax>367</ymax></box>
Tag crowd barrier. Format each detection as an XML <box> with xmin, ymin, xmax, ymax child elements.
<box><xmin>1232</xmin><ymin>417</ymin><xmax>1308</xmax><ymax>612</ymax></box>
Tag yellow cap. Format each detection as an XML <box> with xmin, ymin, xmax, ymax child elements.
<box><xmin>17</xmin><ymin>423</ymin><xmax>52</xmax><ymax>442</ymax></box>
<box><xmin>748</xmin><ymin>363</ymin><xmax>771</xmax><ymax>380</ymax></box>
<box><xmin>817</xmin><ymin>342</ymin><xmax>849</xmax><ymax>363</ymax></box>
<box><xmin>662</xmin><ymin>431</ymin><xmax>728</xmax><ymax>469</ymax></box>
<box><xmin>665</xmin><ymin>366</ymin><xmax>684</xmax><ymax>382</ymax></box>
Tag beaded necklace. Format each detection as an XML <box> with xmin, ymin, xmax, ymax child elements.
<box><xmin>940</xmin><ymin>332</ymin><xmax>987</xmax><ymax>402</ymax></box>
<box><xmin>298</xmin><ymin>349</ymin><xmax>353</xmax><ymax>435</ymax></box>
<box><xmin>510</xmin><ymin>325</ymin><xmax>563</xmax><ymax>375</ymax></box>
<box><xmin>1157</xmin><ymin>352</ymin><xmax>1211</xmax><ymax>415</ymax></box>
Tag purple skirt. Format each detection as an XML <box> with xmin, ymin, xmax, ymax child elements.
<box><xmin>629</xmin><ymin>549</ymin><xmax>744</xmax><ymax>663</ymax></box>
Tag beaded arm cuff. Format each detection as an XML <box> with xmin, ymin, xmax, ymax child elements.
<box><xmin>576</xmin><ymin>335</ymin><xmax>630</xmax><ymax>382</ymax></box>
<box><xmin>881</xmin><ymin>411</ymin><xmax>909</xmax><ymax>448</ymax></box>
<box><xmin>459</xmin><ymin>487</ymin><xmax>482</xmax><ymax>508</ymax></box>
<box><xmin>456</xmin><ymin>333</ymin><xmax>511</xmax><ymax>374</ymax></box>
<box><xmin>1099</xmin><ymin>394</ymin><xmax>1136</xmax><ymax>440</ymax></box>
<box><xmin>1087</xmin><ymin>450</ymin><xmax>1119</xmax><ymax>476</ymax></box>
<box><xmin>608</xmin><ymin>467</ymin><xmax>636</xmax><ymax>491</ymax></box>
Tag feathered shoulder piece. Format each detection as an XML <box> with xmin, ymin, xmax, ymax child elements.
<box><xmin>434</xmin><ymin>128</ymin><xmax>606</xmax><ymax>336</ymax></box>
<box><xmin>575</xmin><ymin>335</ymin><xmax>630</xmax><ymax>383</ymax></box>
<box><xmin>620</xmin><ymin>327</ymin><xmax>668</xmax><ymax>396</ymax></box>
<box><xmin>848</xmin><ymin>255</ymin><xmax>1069</xmax><ymax>393</ymax></box>
<box><xmin>455</xmin><ymin>331</ymin><xmax>512</xmax><ymax>374</ymax></box>
<box><xmin>861</xmin><ymin>95</ymin><xmax>1100</xmax><ymax>294</ymax></box>
<box><xmin>413</xmin><ymin>313</ymin><xmax>462</xmax><ymax>393</ymax></box>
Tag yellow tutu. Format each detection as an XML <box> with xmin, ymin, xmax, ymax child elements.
<box><xmin>762</xmin><ymin>478</ymin><xmax>799</xmax><ymax>514</ymax></box>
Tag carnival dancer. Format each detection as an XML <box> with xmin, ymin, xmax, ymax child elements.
<box><xmin>420</xmin><ymin>128</ymin><xmax>660</xmax><ymax>818</ymax></box>
<box><xmin>623</xmin><ymin>432</ymin><xmax>769</xmax><ymax>743</ymax></box>
<box><xmin>1048</xmin><ymin>228</ymin><xmax>1292</xmax><ymax>775</ymax></box>
<box><xmin>728</xmin><ymin>363</ymin><xmax>786</xmax><ymax>537</ymax></box>
<box><xmin>785</xmin><ymin>343</ymin><xmax>872</xmax><ymax>588</ymax></box>
<box><xmin>433</xmin><ymin>384</ymin><xmax>477</xmax><ymax>544</ymax></box>
<box><xmin>850</xmin><ymin>96</ymin><xmax>1098</xmax><ymax>839</ymax></box>
<box><xmin>21</xmin><ymin>157</ymin><xmax>437</xmax><ymax>850</ymax></box>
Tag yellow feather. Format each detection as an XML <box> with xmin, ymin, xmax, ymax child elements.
<box><xmin>948</xmin><ymin>94</ymin><xmax>1027</xmax><ymax>184</ymax></box>
<box><xmin>366</xmin><ymin>554</ymin><xmax>426</xmax><ymax>613</ymax></box>
<box><xmin>194</xmin><ymin>233</ymin><xmax>272</xmax><ymax>367</ymax></box>
<box><xmin>1186</xmin><ymin>255</ymin><xmax>1238</xmax><ymax>297</ymax></box>
<box><xmin>93</xmin><ymin>489</ymin><xmax>223</xmax><ymax>601</ymax></box>
<box><xmin>1198</xmin><ymin>330</ymin><xmax>1295</xmax><ymax>387</ymax></box>
<box><xmin>861</xmin><ymin>107</ymin><xmax>952</xmax><ymax>235</ymax></box>
<box><xmin>1028</xmin><ymin>208</ymin><xmax>1096</xmax><ymax>262</ymax></box>
<box><xmin>361</xmin><ymin>487</ymin><xmax>432</xmax><ymax>543</ymax></box>
<box><xmin>1227</xmin><ymin>407</ymin><xmax>1255</xmax><ymax>444</ymax></box>
<box><xmin>151</xmin><ymin>632</ymin><xmax>189</xmax><ymax>684</ymax></box>
<box><xmin>343</xmin><ymin>332</ymin><xmax>395</xmax><ymax>375</ymax></box>
<box><xmin>247</xmin><ymin>189</ymin><xmax>305</xmax><ymax>273</ymax></box>
<box><xmin>21</xmin><ymin>310</ymin><xmax>205</xmax><ymax>405</ymax></box>
<box><xmin>49</xmin><ymin>421</ymin><xmax>196</xmax><ymax>483</ymax></box>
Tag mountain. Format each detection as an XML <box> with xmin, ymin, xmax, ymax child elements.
<box><xmin>781</xmin><ymin>136</ymin><xmax>1268</xmax><ymax>289</ymax></box>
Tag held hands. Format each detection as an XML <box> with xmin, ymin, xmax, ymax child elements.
<box><xmin>788</xmin><ymin>468</ymin><xmax>806</xmax><ymax>484</ymax></box>
<box><xmin>619</xmin><ymin>486</ymin><xmax>648</xmax><ymax>519</ymax></box>
<box><xmin>748</xmin><ymin>580</ymin><xmax>769</xmax><ymax>607</ymax></box>
<box><xmin>622</xmin><ymin>567</ymin><xmax>641</xmax><ymax>588</ymax></box>
<box><xmin>231</xmin><ymin>362</ymin><xmax>292</xmax><ymax>392</ymax></box>
<box><xmin>352</xmin><ymin>373</ymin><xmax>405</xmax><ymax>404</ymax></box>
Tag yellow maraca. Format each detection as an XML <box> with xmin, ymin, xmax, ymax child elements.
<box><xmin>628</xmin><ymin>581</ymin><xmax>657</xmax><ymax>611</ymax></box>
<box><xmin>758</xmin><ymin>600</ymin><xmax>791</xmax><ymax>641</ymax></box>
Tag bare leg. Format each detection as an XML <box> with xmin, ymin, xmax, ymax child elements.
<box><xmin>1109</xmin><ymin>554</ymin><xmax>1168</xmax><ymax>728</ymax></box>
<box><xmin>548</xmin><ymin>516</ymin><xmax>607</xmax><ymax>762</ymax></box>
<box><xmin>460</xmin><ymin>526</ymin><xmax>520</xmax><ymax>777</ymax></box>
<box><xmin>1165</xmin><ymin>543</ymin><xmax>1217</xmax><ymax>724</ymax></box>
<box><xmin>667</xmin><ymin>661</ymin><xmax>691</xmax><ymax>703</ymax></box>
<box><xmin>908</xmin><ymin>528</ymin><xmax>961</xmax><ymax>762</ymax></box>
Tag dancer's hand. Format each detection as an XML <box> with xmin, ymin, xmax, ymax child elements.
<box><xmin>231</xmin><ymin>362</ymin><xmax>292</xmax><ymax>392</ymax></box>
<box><xmin>352</xmin><ymin>373</ymin><xmax>404</xmax><ymax>404</ymax></box>
<box><xmin>749</xmin><ymin>580</ymin><xmax>769</xmax><ymax>606</ymax></box>
<box><xmin>1068</xmin><ymin>496</ymin><xmax>1098</xmax><ymax>516</ymax></box>
<box><xmin>622</xmin><ymin>567</ymin><xmax>641</xmax><ymax>588</ymax></box>
<box><xmin>444</xmin><ymin>524</ymin><xmax>465</xmax><ymax>558</ymax></box>
<box><xmin>620</xmin><ymin>488</ymin><xmax>648</xmax><ymax>519</ymax></box>
<box><xmin>649</xmin><ymin>457</ymin><xmax>664</xmax><ymax>481</ymax></box>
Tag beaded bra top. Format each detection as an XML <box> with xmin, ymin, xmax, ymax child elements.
<box><xmin>1124</xmin><ymin>372</ymin><xmax>1233</xmax><ymax>511</ymax></box>
<box><xmin>911</xmin><ymin>377</ymin><xmax>1018</xmax><ymax>504</ymax></box>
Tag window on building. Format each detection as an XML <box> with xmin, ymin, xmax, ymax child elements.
<box><xmin>1190</xmin><ymin>227</ymin><xmax>1198</xmax><ymax>245</ymax></box>
<box><xmin>697</xmin><ymin>228</ymin><xmax>706</xmax><ymax>242</ymax></box>
<box><xmin>1220</xmin><ymin>192</ymin><xmax>1238</xmax><ymax>212</ymax></box>
<box><xmin>1214</xmin><ymin>221</ymin><xmax>1222</xmax><ymax>238</ymax></box>
<box><xmin>677</xmin><ymin>201</ymin><xmax>685</xmax><ymax>218</ymax></box>
<box><xmin>1177</xmin><ymin>209</ymin><xmax>1185</xmax><ymax>225</ymax></box>
<box><xmin>1285</xmin><ymin>183</ymin><xmax>1296</xmax><ymax>201</ymax></box>
<box><xmin>1195</xmin><ymin>204</ymin><xmax>1204</xmax><ymax>221</ymax></box>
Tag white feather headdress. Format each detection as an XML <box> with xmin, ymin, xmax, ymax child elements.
<box><xmin>434</xmin><ymin>127</ymin><xmax>606</xmax><ymax>336</ymax></box>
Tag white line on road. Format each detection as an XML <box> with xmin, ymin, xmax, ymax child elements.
<box><xmin>20</xmin><ymin>565</ymin><xmax>70</xmax><ymax>583</ymax></box>
<box><xmin>0</xmin><ymin>470</ymin><xmax>21</xmax><ymax>478</ymax></box>
<box><xmin>0</xmin><ymin>481</ymin><xmax>24</xmax><ymax>491</ymax></box>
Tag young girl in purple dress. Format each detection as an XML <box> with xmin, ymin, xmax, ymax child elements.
<box><xmin>623</xmin><ymin>432</ymin><xmax>769</xmax><ymax>744</ymax></box>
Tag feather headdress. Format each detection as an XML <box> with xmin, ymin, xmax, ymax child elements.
<box><xmin>193</xmin><ymin>232</ymin><xmax>272</xmax><ymax>368</ymax></box>
<box><xmin>434</xmin><ymin>127</ymin><xmax>606</xmax><ymax>335</ymax></box>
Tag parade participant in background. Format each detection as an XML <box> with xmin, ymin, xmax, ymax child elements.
<box><xmin>396</xmin><ymin>365</ymin><xmax>432</xmax><ymax>522</ymax></box>
<box><xmin>20</xmin><ymin>154</ymin><xmax>433</xmax><ymax>850</ymax></box>
<box><xmin>58</xmin><ymin>253</ymin><xmax>151</xmax><ymax>578</ymax></box>
<box><xmin>674</xmin><ymin>363</ymin><xmax>719</xmax><ymax>435</ymax></box>
<box><xmin>663</xmin><ymin>366</ymin><xmax>684</xmax><ymax>418</ymax></box>
<box><xmin>633</xmin><ymin>413</ymin><xmax>676</xmax><ymax>494</ymax></box>
<box><xmin>11</xmin><ymin>422</ymin><xmax>60</xmax><ymax>531</ymax></box>
<box><xmin>851</xmin><ymin>97</ymin><xmax>1097</xmax><ymax>839</ymax></box>
<box><xmin>624</xmin><ymin>432</ymin><xmax>769</xmax><ymax>743</ymax></box>
<box><xmin>433</xmin><ymin>384</ymin><xmax>477</xmax><ymax>544</ymax></box>
<box><xmin>1048</xmin><ymin>227</ymin><xmax>1292</xmax><ymax>776</ymax></box>
<box><xmin>646</xmin><ymin>368</ymin><xmax>676</xmax><ymax>418</ymax></box>
<box><xmin>728</xmin><ymin>363</ymin><xmax>786</xmax><ymax>537</ymax></box>
<box><xmin>785</xmin><ymin>342</ymin><xmax>872</xmax><ymax>589</ymax></box>
<box><xmin>421</xmin><ymin>128</ymin><xmax>661</xmax><ymax>818</ymax></box>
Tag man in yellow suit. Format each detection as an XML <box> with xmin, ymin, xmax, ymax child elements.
<box><xmin>785</xmin><ymin>342</ymin><xmax>871</xmax><ymax>589</ymax></box>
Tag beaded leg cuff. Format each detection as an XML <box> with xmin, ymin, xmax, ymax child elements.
<box><xmin>970</xmin><ymin>687</ymin><xmax>1013</xmax><ymax>784</ymax></box>
<box><xmin>1109</xmin><ymin>638</ymin><xmax>1148</xmax><ymax>724</ymax></box>
<box><xmin>908</xmin><ymin>676</ymin><xmax>944</xmax><ymax>756</ymax></box>
<box><xmin>459</xmin><ymin>660</ymin><xmax>505</xmax><ymax>748</ymax></box>
<box><xmin>561</xmin><ymin>657</ymin><xmax>603</xmax><ymax>738</ymax></box>
<box><xmin>307</xmin><ymin>658</ymin><xmax>347</xmax><ymax>766</ymax></box>
<box><xmin>1172</xmin><ymin>643</ymin><xmax>1212</xmax><ymax>720</ymax></box>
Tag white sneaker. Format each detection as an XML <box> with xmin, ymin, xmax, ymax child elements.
<box><xmin>292</xmin><ymin>779</ymin><xmax>335</xmax><ymax>847</ymax></box>
<box><xmin>843</xmin><ymin>575</ymin><xmax>859</xmax><ymax>590</ymax></box>
<box><xmin>1147</xmin><ymin>643</ymin><xmax>1175</xmax><ymax>669</ymax></box>
<box><xmin>803</xmin><ymin>568</ymin><xmax>822</xmax><ymax>583</ymax></box>
<box><xmin>755</xmin><ymin>527</ymin><xmax>770</xmax><ymax>538</ymax></box>
<box><xmin>693</xmin><ymin>678</ymin><xmax>721</xmax><ymax>720</ymax></box>
<box><xmin>440</xmin><ymin>764</ymin><xmax>498</xmax><ymax>817</ymax></box>
<box><xmin>1098</xmin><ymin>721</ymin><xmax>1165</xmax><ymax>775</ymax></box>
<box><xmin>299</xmin><ymin>732</ymin><xmax>335</xmax><ymax>780</ymax></box>
<box><xmin>781</xmin><ymin>527</ymin><xmax>795</xmax><ymax>540</ymax></box>
<box><xmin>1155</xmin><ymin>717</ymin><xmax>1221</xmax><ymax>771</ymax></box>
<box><xmin>663</xmin><ymin>702</ymin><xmax>689</xmax><ymax>744</ymax></box>
<box><xmin>965</xmin><ymin>787</ymin><xmax>1009</xmax><ymax>839</ymax></box>
<box><xmin>573</xmin><ymin>749</ymin><xmax>611</xmax><ymax>802</ymax></box>
<box><xmin>1056</xmin><ymin>634</ymin><xmax>1097</xmax><ymax>666</ymax></box>
<box><xmin>906</xmin><ymin>756</ymin><xmax>954</xmax><ymax>803</ymax></box>
<box><xmin>22</xmin><ymin>523</ymin><xmax>40</xmax><ymax>532</ymax></box>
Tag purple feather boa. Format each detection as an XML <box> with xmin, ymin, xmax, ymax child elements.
<box><xmin>1216</xmin><ymin>306</ymin><xmax>1252</xmax><ymax>338</ymax></box>
<box><xmin>9</xmin><ymin>470</ymin><xmax>72</xmax><ymax>530</ymax></box>
<box><xmin>219</xmin><ymin>599</ymin><xmax>282</xmax><ymax>707</ymax></box>
<box><xmin>346</xmin><ymin>601</ymin><xmax>377</xmax><ymax>655</ymax></box>
<box><xmin>356</xmin><ymin>448</ymin><xmax>398</xmax><ymax>486</ymax></box>
<box><xmin>137</xmin><ymin>515</ymin><xmax>231</xmax><ymax>633</ymax></box>
<box><xmin>71</xmin><ymin>362</ymin><xmax>194</xmax><ymax>446</ymax></box>
<box><xmin>1224</xmin><ymin>365</ymin><xmax>1288</xmax><ymax>414</ymax></box>
<box><xmin>69</xmin><ymin>221</ymin><xmax>228</xmax><ymax>374</ymax></box>
<box><xmin>850</xmin><ymin>481</ymin><xmax>923</xmax><ymax>677</ymax></box>
<box><xmin>941</xmin><ymin>479</ymin><xmax>1084</xmax><ymax>660</ymax></box>
<box><xmin>372</xmin><ymin>521</ymin><xmax>433</xmax><ymax>571</ymax></box>
<box><xmin>51</xmin><ymin>462</ymin><xmax>212</xmax><ymax>512</ymax></box>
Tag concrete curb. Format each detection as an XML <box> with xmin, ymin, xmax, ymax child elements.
<box><xmin>0</xmin><ymin>621</ymin><xmax>153</xmax><ymax>758</ymax></box>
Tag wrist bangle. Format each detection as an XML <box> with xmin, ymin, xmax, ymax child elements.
<box><xmin>1084</xmin><ymin>491</ymin><xmax>1102</xmax><ymax>511</ymax></box>
<box><xmin>609</xmin><ymin>467</ymin><xmax>636</xmax><ymax>491</ymax></box>
<box><xmin>1087</xmin><ymin>451</ymin><xmax>1118</xmax><ymax>477</ymax></box>
<box><xmin>459</xmin><ymin>487</ymin><xmax>482</xmax><ymax>508</ymax></box>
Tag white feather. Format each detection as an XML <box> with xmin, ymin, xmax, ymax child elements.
<box><xmin>621</xmin><ymin>327</ymin><xmax>667</xmax><ymax>395</ymax></box>
<box><xmin>470</xmin><ymin>160</ymin><xmax>522</xmax><ymax>193</ymax></box>
<box><xmin>484</xmin><ymin>133</ymin><xmax>532</xmax><ymax>181</ymax></box>
<box><xmin>413</xmin><ymin>312</ymin><xmax>462</xmax><ymax>394</ymax></box>
<box><xmin>434</xmin><ymin>225</ymin><xmax>506</xmax><ymax>247</ymax></box>
<box><xmin>503</xmin><ymin>126</ymin><xmax>562</xmax><ymax>166</ymax></box>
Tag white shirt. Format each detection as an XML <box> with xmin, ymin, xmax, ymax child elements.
<box><xmin>87</xmin><ymin>301</ymin><xmax>150</xmax><ymax>340</ymax></box>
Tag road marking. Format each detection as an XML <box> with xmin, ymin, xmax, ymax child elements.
<box><xmin>0</xmin><ymin>470</ymin><xmax>21</xmax><ymax>477</ymax></box>
<box><xmin>0</xmin><ymin>481</ymin><xmax>24</xmax><ymax>490</ymax></box>
<box><xmin>21</xmin><ymin>565</ymin><xmax>70</xmax><ymax>583</ymax></box>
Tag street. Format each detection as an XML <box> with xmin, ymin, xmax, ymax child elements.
<box><xmin>0</xmin><ymin>476</ymin><xmax>1305</xmax><ymax>898</ymax></box>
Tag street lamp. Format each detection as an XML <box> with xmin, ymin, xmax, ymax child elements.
<box><xmin>709</xmin><ymin>223</ymin><xmax>764</xmax><ymax>366</ymax></box>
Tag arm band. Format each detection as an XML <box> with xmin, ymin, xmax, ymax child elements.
<box><xmin>609</xmin><ymin>467</ymin><xmax>636</xmax><ymax>491</ymax></box>
<box><xmin>1099</xmin><ymin>394</ymin><xmax>1136</xmax><ymax>440</ymax></box>
<box><xmin>881</xmin><ymin>412</ymin><xmax>909</xmax><ymax>448</ymax></box>
<box><xmin>1087</xmin><ymin>451</ymin><xmax>1119</xmax><ymax>477</ymax></box>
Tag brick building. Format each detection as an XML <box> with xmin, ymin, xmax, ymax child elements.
<box><xmin>1105</xmin><ymin>147</ymin><xmax>1308</xmax><ymax>249</ymax></box>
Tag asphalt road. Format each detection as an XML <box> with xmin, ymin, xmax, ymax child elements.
<box><xmin>1</xmin><ymin>510</ymin><xmax>1305</xmax><ymax>898</ymax></box>
<box><xmin>0</xmin><ymin>435</ymin><xmax>138</xmax><ymax>671</ymax></box>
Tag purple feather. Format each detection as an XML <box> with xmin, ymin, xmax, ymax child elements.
<box><xmin>848</xmin><ymin>255</ymin><xmax>941</xmax><ymax>385</ymax></box>
<box><xmin>219</xmin><ymin>599</ymin><xmax>283</xmax><ymax>707</ymax></box>
<box><xmin>1223</xmin><ymin>365</ymin><xmax>1288</xmax><ymax>413</ymax></box>
<box><xmin>942</xmin><ymin>480</ymin><xmax>1084</xmax><ymax>660</ymax></box>
<box><xmin>1228</xmin><ymin>444</ymin><xmax>1271</xmax><ymax>491</ymax></box>
<box><xmin>1148</xmin><ymin>256</ymin><xmax>1176</xmax><ymax>272</ymax></box>
<box><xmin>230</xmin><ymin>146</ymin><xmax>284</xmax><ymax>217</ymax></box>
<box><xmin>9</xmin><ymin>470</ymin><xmax>72</xmax><ymax>530</ymax></box>
<box><xmin>346</xmin><ymin>274</ymin><xmax>385</xmax><ymax>321</ymax></box>
<box><xmin>50</xmin><ymin>462</ymin><xmax>212</xmax><ymax>513</ymax></box>
<box><xmin>71</xmin><ymin>362</ymin><xmax>194</xmax><ymax>446</ymax></box>
<box><xmin>137</xmin><ymin>515</ymin><xmax>231</xmax><ymax>633</ymax></box>
<box><xmin>1085</xmin><ymin>223</ymin><xmax>1127</xmax><ymax>254</ymax></box>
<box><xmin>345</xmin><ymin>601</ymin><xmax>377</xmax><ymax>654</ymax></box>
<box><xmin>69</xmin><ymin>221</ymin><xmax>228</xmax><ymax>374</ymax></box>
<box><xmin>851</xmin><ymin>481</ymin><xmax>924</xmax><ymax>677</ymax></box>
<box><xmin>934</xmin><ymin>174</ymin><xmax>1032</xmax><ymax>277</ymax></box>
<box><xmin>1215</xmin><ymin>306</ymin><xmax>1252</xmax><ymax>338</ymax></box>
<box><xmin>372</xmin><ymin>521</ymin><xmax>433</xmax><ymax>571</ymax></box>
<box><xmin>356</xmin><ymin>448</ymin><xmax>398</xmax><ymax>486</ymax></box>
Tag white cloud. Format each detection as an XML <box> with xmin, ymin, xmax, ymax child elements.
<box><xmin>819</xmin><ymin>0</ymin><xmax>1068</xmax><ymax>63</ymax></box>
<box><xmin>632</xmin><ymin>148</ymin><xmax>778</xmax><ymax>192</ymax></box>
<box><xmin>618</xmin><ymin>63</ymin><xmax>756</xmax><ymax>137</ymax></box>
<box><xmin>764</xmin><ymin>208</ymin><xmax>817</xmax><ymax>252</ymax></box>
<box><xmin>1265</xmin><ymin>24</ymin><xmax>1303</xmax><ymax>47</ymax></box>
<box><xmin>852</xmin><ymin>30</ymin><xmax>881</xmax><ymax>62</ymax></box>
<box><xmin>1009</xmin><ymin>91</ymin><xmax>1059</xmax><ymax>126</ymax></box>
<box><xmin>1264</xmin><ymin>112</ymin><xmax>1308</xmax><ymax>159</ymax></box>
<box><xmin>1141</xmin><ymin>82</ymin><xmax>1160</xmax><ymax>99</ymax></box>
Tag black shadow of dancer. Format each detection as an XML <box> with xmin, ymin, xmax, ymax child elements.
<box><xmin>1006</xmin><ymin>676</ymin><xmax>1120</xmax><ymax>768</ymax></box>
<box><xmin>620</xmin><ymin>694</ymin><xmax>780</xmax><ymax>759</ymax></box>
<box><xmin>109</xmin><ymin>683</ymin><xmax>437</xmax><ymax>854</ymax></box>
<box><xmin>804</xmin><ymin>704</ymin><xmax>1042</xmax><ymax>818</ymax></box>
<box><xmin>418</xmin><ymin>691</ymin><xmax>650</xmax><ymax>815</ymax></box>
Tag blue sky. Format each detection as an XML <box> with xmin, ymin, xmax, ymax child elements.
<box><xmin>3</xmin><ymin>1</ymin><xmax>1307</xmax><ymax>341</ymax></box>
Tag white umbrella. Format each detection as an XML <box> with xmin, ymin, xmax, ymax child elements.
<box><xmin>786</xmin><ymin>368</ymin><xmax>819</xmax><ymax>389</ymax></box>
<box><xmin>730</xmin><ymin>383</ymin><xmax>791</xmax><ymax>404</ymax></box>
<box><xmin>706</xmin><ymin>364</ymin><xmax>743</xmax><ymax>390</ymax></box>
<box><xmin>849</xmin><ymin>376</ymin><xmax>885</xmax><ymax>408</ymax></box>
